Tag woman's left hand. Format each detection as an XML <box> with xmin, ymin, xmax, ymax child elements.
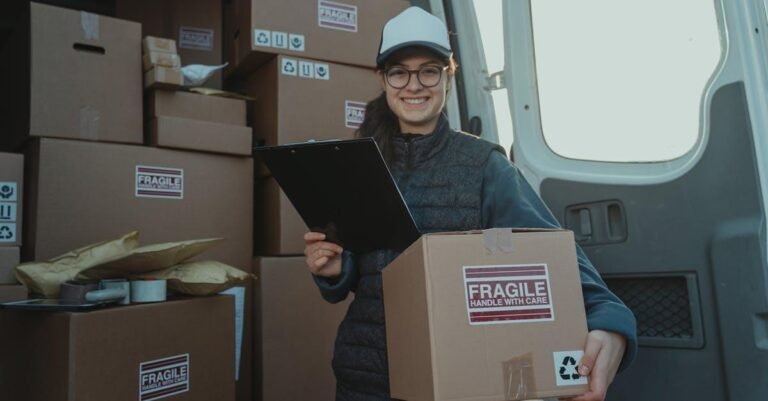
<box><xmin>560</xmin><ymin>329</ymin><xmax>627</xmax><ymax>401</ymax></box>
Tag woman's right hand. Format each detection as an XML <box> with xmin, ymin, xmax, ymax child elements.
<box><xmin>304</xmin><ymin>232</ymin><xmax>343</xmax><ymax>278</ymax></box>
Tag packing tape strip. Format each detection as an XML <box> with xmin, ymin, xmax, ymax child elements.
<box><xmin>130</xmin><ymin>279</ymin><xmax>167</xmax><ymax>303</ymax></box>
<box><xmin>483</xmin><ymin>228</ymin><xmax>515</xmax><ymax>254</ymax></box>
<box><xmin>502</xmin><ymin>352</ymin><xmax>535</xmax><ymax>400</ymax></box>
<box><xmin>80</xmin><ymin>11</ymin><xmax>100</xmax><ymax>40</ymax></box>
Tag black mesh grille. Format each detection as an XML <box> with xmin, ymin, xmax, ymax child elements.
<box><xmin>604</xmin><ymin>276</ymin><xmax>693</xmax><ymax>339</ymax></box>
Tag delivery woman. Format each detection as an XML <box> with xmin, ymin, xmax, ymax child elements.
<box><xmin>304</xmin><ymin>7</ymin><xmax>637</xmax><ymax>401</ymax></box>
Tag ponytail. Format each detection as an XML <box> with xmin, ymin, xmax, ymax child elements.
<box><xmin>355</xmin><ymin>92</ymin><xmax>400</xmax><ymax>163</ymax></box>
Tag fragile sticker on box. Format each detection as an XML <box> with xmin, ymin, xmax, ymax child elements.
<box><xmin>345</xmin><ymin>100</ymin><xmax>366</xmax><ymax>129</ymax></box>
<box><xmin>318</xmin><ymin>0</ymin><xmax>358</xmax><ymax>32</ymax></box>
<box><xmin>135</xmin><ymin>166</ymin><xmax>184</xmax><ymax>199</ymax></box>
<box><xmin>139</xmin><ymin>354</ymin><xmax>190</xmax><ymax>401</ymax></box>
<box><xmin>179</xmin><ymin>27</ymin><xmax>214</xmax><ymax>51</ymax></box>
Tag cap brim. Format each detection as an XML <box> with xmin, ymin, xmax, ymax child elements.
<box><xmin>376</xmin><ymin>41</ymin><xmax>452</xmax><ymax>67</ymax></box>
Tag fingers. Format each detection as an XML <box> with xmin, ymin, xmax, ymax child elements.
<box><xmin>568</xmin><ymin>330</ymin><xmax>626</xmax><ymax>401</ymax></box>
<box><xmin>579</xmin><ymin>331</ymin><xmax>603</xmax><ymax>377</ymax></box>
<box><xmin>304</xmin><ymin>231</ymin><xmax>326</xmax><ymax>243</ymax></box>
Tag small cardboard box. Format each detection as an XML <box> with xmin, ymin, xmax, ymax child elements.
<box><xmin>226</xmin><ymin>0</ymin><xmax>409</xmax><ymax>77</ymax></box>
<box><xmin>0</xmin><ymin>247</ymin><xmax>20</xmax><ymax>284</ymax></box>
<box><xmin>149</xmin><ymin>116</ymin><xmax>252</xmax><ymax>156</ymax></box>
<box><xmin>145</xmin><ymin>66</ymin><xmax>184</xmax><ymax>89</ymax></box>
<box><xmin>383</xmin><ymin>229</ymin><xmax>590</xmax><ymax>401</ymax></box>
<box><xmin>143</xmin><ymin>36</ymin><xmax>179</xmax><ymax>54</ymax></box>
<box><xmin>0</xmin><ymin>285</ymin><xmax>27</xmax><ymax>302</ymax></box>
<box><xmin>254</xmin><ymin>257</ymin><xmax>351</xmax><ymax>401</ymax></box>
<box><xmin>247</xmin><ymin>55</ymin><xmax>379</xmax><ymax>147</ymax></box>
<box><xmin>143</xmin><ymin>51</ymin><xmax>182</xmax><ymax>71</ymax></box>
<box><xmin>0</xmin><ymin>296</ymin><xmax>235</xmax><ymax>401</ymax></box>
<box><xmin>148</xmin><ymin>90</ymin><xmax>246</xmax><ymax>126</ymax></box>
<box><xmin>255</xmin><ymin>177</ymin><xmax>306</xmax><ymax>256</ymax></box>
<box><xmin>0</xmin><ymin>152</ymin><xmax>23</xmax><ymax>247</ymax></box>
<box><xmin>0</xmin><ymin>2</ymin><xmax>142</xmax><ymax>151</ymax></box>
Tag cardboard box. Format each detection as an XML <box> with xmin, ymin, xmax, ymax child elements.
<box><xmin>254</xmin><ymin>257</ymin><xmax>351</xmax><ymax>401</ymax></box>
<box><xmin>227</xmin><ymin>0</ymin><xmax>409</xmax><ymax>77</ymax></box>
<box><xmin>149</xmin><ymin>116</ymin><xmax>252</xmax><ymax>156</ymax></box>
<box><xmin>247</xmin><ymin>55</ymin><xmax>379</xmax><ymax>147</ymax></box>
<box><xmin>145</xmin><ymin>66</ymin><xmax>184</xmax><ymax>89</ymax></box>
<box><xmin>255</xmin><ymin>177</ymin><xmax>306</xmax><ymax>256</ymax></box>
<box><xmin>143</xmin><ymin>51</ymin><xmax>182</xmax><ymax>71</ymax></box>
<box><xmin>0</xmin><ymin>152</ymin><xmax>23</xmax><ymax>247</ymax></box>
<box><xmin>116</xmin><ymin>0</ymin><xmax>223</xmax><ymax>88</ymax></box>
<box><xmin>383</xmin><ymin>229</ymin><xmax>590</xmax><ymax>401</ymax></box>
<box><xmin>0</xmin><ymin>285</ymin><xmax>27</xmax><ymax>302</ymax></box>
<box><xmin>24</xmin><ymin>138</ymin><xmax>253</xmax><ymax>276</ymax></box>
<box><xmin>143</xmin><ymin>36</ymin><xmax>178</xmax><ymax>54</ymax></box>
<box><xmin>0</xmin><ymin>247</ymin><xmax>20</xmax><ymax>284</ymax></box>
<box><xmin>0</xmin><ymin>2</ymin><xmax>142</xmax><ymax>151</ymax></box>
<box><xmin>148</xmin><ymin>90</ymin><xmax>246</xmax><ymax>126</ymax></box>
<box><xmin>0</xmin><ymin>296</ymin><xmax>235</xmax><ymax>401</ymax></box>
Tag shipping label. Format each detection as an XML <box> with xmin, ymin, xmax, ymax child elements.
<box><xmin>463</xmin><ymin>264</ymin><xmax>554</xmax><ymax>325</ymax></box>
<box><xmin>553</xmin><ymin>350</ymin><xmax>588</xmax><ymax>386</ymax></box>
<box><xmin>135</xmin><ymin>166</ymin><xmax>184</xmax><ymax>199</ymax></box>
<box><xmin>318</xmin><ymin>0</ymin><xmax>358</xmax><ymax>32</ymax></box>
<box><xmin>179</xmin><ymin>26</ymin><xmax>214</xmax><ymax>51</ymax></box>
<box><xmin>139</xmin><ymin>354</ymin><xmax>190</xmax><ymax>401</ymax></box>
<box><xmin>345</xmin><ymin>100</ymin><xmax>366</xmax><ymax>128</ymax></box>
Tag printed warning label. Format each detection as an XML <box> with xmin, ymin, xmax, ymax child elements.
<box><xmin>318</xmin><ymin>0</ymin><xmax>358</xmax><ymax>32</ymax></box>
<box><xmin>135</xmin><ymin>166</ymin><xmax>183</xmax><ymax>199</ymax></box>
<box><xmin>464</xmin><ymin>264</ymin><xmax>554</xmax><ymax>325</ymax></box>
<box><xmin>179</xmin><ymin>26</ymin><xmax>214</xmax><ymax>51</ymax></box>
<box><xmin>553</xmin><ymin>350</ymin><xmax>588</xmax><ymax>386</ymax></box>
<box><xmin>0</xmin><ymin>223</ymin><xmax>16</xmax><ymax>242</ymax></box>
<box><xmin>139</xmin><ymin>354</ymin><xmax>190</xmax><ymax>401</ymax></box>
<box><xmin>0</xmin><ymin>202</ymin><xmax>17</xmax><ymax>222</ymax></box>
<box><xmin>0</xmin><ymin>182</ymin><xmax>17</xmax><ymax>201</ymax></box>
<box><xmin>345</xmin><ymin>100</ymin><xmax>366</xmax><ymax>128</ymax></box>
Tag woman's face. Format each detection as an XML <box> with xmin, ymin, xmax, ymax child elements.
<box><xmin>380</xmin><ymin>51</ymin><xmax>452</xmax><ymax>134</ymax></box>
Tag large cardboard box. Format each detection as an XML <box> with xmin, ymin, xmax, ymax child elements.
<box><xmin>24</xmin><ymin>138</ymin><xmax>253</xmax><ymax>275</ymax></box>
<box><xmin>255</xmin><ymin>177</ymin><xmax>307</xmax><ymax>256</ymax></box>
<box><xmin>0</xmin><ymin>152</ymin><xmax>23</xmax><ymax>247</ymax></box>
<box><xmin>149</xmin><ymin>116</ymin><xmax>252</xmax><ymax>156</ymax></box>
<box><xmin>0</xmin><ymin>247</ymin><xmax>20</xmax><ymax>284</ymax></box>
<box><xmin>227</xmin><ymin>0</ymin><xmax>409</xmax><ymax>77</ymax></box>
<box><xmin>148</xmin><ymin>90</ymin><xmax>246</xmax><ymax>126</ymax></box>
<box><xmin>254</xmin><ymin>257</ymin><xmax>351</xmax><ymax>401</ymax></box>
<box><xmin>0</xmin><ymin>296</ymin><xmax>235</xmax><ymax>401</ymax></box>
<box><xmin>247</xmin><ymin>55</ymin><xmax>379</xmax><ymax>147</ymax></box>
<box><xmin>0</xmin><ymin>2</ymin><xmax>142</xmax><ymax>151</ymax></box>
<box><xmin>116</xmin><ymin>0</ymin><xmax>224</xmax><ymax>88</ymax></box>
<box><xmin>383</xmin><ymin>229</ymin><xmax>590</xmax><ymax>401</ymax></box>
<box><xmin>0</xmin><ymin>285</ymin><xmax>27</xmax><ymax>302</ymax></box>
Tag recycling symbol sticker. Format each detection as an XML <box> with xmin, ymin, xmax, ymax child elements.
<box><xmin>0</xmin><ymin>223</ymin><xmax>15</xmax><ymax>242</ymax></box>
<box><xmin>281</xmin><ymin>58</ymin><xmax>298</xmax><ymax>76</ymax></box>
<box><xmin>553</xmin><ymin>351</ymin><xmax>588</xmax><ymax>386</ymax></box>
<box><xmin>254</xmin><ymin>29</ymin><xmax>271</xmax><ymax>47</ymax></box>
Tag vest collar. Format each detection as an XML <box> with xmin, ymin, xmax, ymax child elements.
<box><xmin>391</xmin><ymin>115</ymin><xmax>451</xmax><ymax>164</ymax></box>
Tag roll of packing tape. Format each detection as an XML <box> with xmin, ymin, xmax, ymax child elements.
<box><xmin>130</xmin><ymin>279</ymin><xmax>167</xmax><ymax>303</ymax></box>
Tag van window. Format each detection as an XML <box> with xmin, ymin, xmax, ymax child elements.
<box><xmin>530</xmin><ymin>0</ymin><xmax>721</xmax><ymax>162</ymax></box>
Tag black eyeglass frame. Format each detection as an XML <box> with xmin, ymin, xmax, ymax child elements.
<box><xmin>383</xmin><ymin>65</ymin><xmax>450</xmax><ymax>89</ymax></box>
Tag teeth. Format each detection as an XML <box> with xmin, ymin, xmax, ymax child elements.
<box><xmin>403</xmin><ymin>98</ymin><xmax>427</xmax><ymax>104</ymax></box>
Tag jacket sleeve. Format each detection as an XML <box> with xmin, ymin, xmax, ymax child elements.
<box><xmin>312</xmin><ymin>250</ymin><xmax>359</xmax><ymax>304</ymax></box>
<box><xmin>481</xmin><ymin>151</ymin><xmax>638</xmax><ymax>372</ymax></box>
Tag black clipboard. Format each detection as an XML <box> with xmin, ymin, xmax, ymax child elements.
<box><xmin>255</xmin><ymin>138</ymin><xmax>421</xmax><ymax>253</ymax></box>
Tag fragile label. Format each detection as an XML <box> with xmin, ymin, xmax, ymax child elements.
<box><xmin>135</xmin><ymin>166</ymin><xmax>183</xmax><ymax>199</ymax></box>
<box><xmin>345</xmin><ymin>100</ymin><xmax>366</xmax><ymax>128</ymax></box>
<box><xmin>139</xmin><ymin>354</ymin><xmax>190</xmax><ymax>401</ymax></box>
<box><xmin>318</xmin><ymin>0</ymin><xmax>358</xmax><ymax>32</ymax></box>
<box><xmin>0</xmin><ymin>223</ymin><xmax>15</xmax><ymax>242</ymax></box>
<box><xmin>0</xmin><ymin>182</ymin><xmax>17</xmax><ymax>201</ymax></box>
<box><xmin>463</xmin><ymin>264</ymin><xmax>554</xmax><ymax>325</ymax></box>
<box><xmin>179</xmin><ymin>26</ymin><xmax>214</xmax><ymax>51</ymax></box>
<box><xmin>553</xmin><ymin>350</ymin><xmax>588</xmax><ymax>386</ymax></box>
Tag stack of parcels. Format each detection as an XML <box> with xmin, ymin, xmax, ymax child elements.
<box><xmin>0</xmin><ymin>153</ymin><xmax>25</xmax><ymax>301</ymax></box>
<box><xmin>143</xmin><ymin>36</ymin><xmax>184</xmax><ymax>89</ymax></box>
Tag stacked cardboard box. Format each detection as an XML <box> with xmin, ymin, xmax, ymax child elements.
<box><xmin>143</xmin><ymin>36</ymin><xmax>184</xmax><ymax>89</ymax></box>
<box><xmin>146</xmin><ymin>90</ymin><xmax>252</xmax><ymax>156</ymax></box>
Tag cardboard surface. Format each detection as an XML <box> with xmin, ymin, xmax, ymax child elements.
<box><xmin>227</xmin><ymin>0</ymin><xmax>409</xmax><ymax>77</ymax></box>
<box><xmin>383</xmin><ymin>230</ymin><xmax>590</xmax><ymax>401</ymax></box>
<box><xmin>0</xmin><ymin>2</ymin><xmax>142</xmax><ymax>151</ymax></box>
<box><xmin>0</xmin><ymin>285</ymin><xmax>27</xmax><ymax>302</ymax></box>
<box><xmin>247</xmin><ymin>55</ymin><xmax>379</xmax><ymax>148</ymax></box>
<box><xmin>142</xmin><ymin>36</ymin><xmax>178</xmax><ymax>54</ymax></box>
<box><xmin>145</xmin><ymin>66</ymin><xmax>184</xmax><ymax>89</ymax></box>
<box><xmin>0</xmin><ymin>152</ymin><xmax>23</xmax><ymax>246</ymax></box>
<box><xmin>0</xmin><ymin>296</ymin><xmax>235</xmax><ymax>401</ymax></box>
<box><xmin>143</xmin><ymin>51</ymin><xmax>182</xmax><ymax>71</ymax></box>
<box><xmin>255</xmin><ymin>177</ymin><xmax>307</xmax><ymax>256</ymax></box>
<box><xmin>254</xmin><ymin>257</ymin><xmax>351</xmax><ymax>401</ymax></box>
<box><xmin>0</xmin><ymin>247</ymin><xmax>19</xmax><ymax>284</ymax></box>
<box><xmin>117</xmin><ymin>0</ymin><xmax>223</xmax><ymax>88</ymax></box>
<box><xmin>150</xmin><ymin>116</ymin><xmax>252</xmax><ymax>156</ymax></box>
<box><xmin>24</xmin><ymin>138</ymin><xmax>253</xmax><ymax>276</ymax></box>
<box><xmin>148</xmin><ymin>90</ymin><xmax>246</xmax><ymax>126</ymax></box>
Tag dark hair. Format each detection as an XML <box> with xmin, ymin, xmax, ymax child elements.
<box><xmin>356</xmin><ymin>52</ymin><xmax>457</xmax><ymax>163</ymax></box>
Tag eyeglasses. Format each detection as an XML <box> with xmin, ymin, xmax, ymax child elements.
<box><xmin>384</xmin><ymin>65</ymin><xmax>449</xmax><ymax>89</ymax></box>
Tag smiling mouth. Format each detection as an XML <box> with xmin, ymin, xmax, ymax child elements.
<box><xmin>402</xmin><ymin>97</ymin><xmax>428</xmax><ymax>105</ymax></box>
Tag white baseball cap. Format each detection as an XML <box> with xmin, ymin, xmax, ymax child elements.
<box><xmin>376</xmin><ymin>6</ymin><xmax>453</xmax><ymax>67</ymax></box>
